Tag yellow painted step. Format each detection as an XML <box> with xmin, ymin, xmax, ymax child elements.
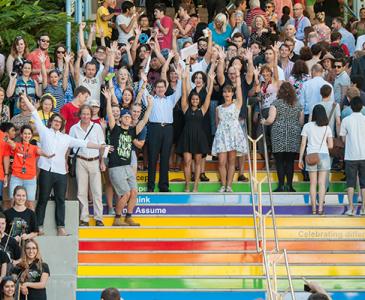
<box><xmin>78</xmin><ymin>265</ymin><xmax>365</xmax><ymax>277</ymax></box>
<box><xmin>88</xmin><ymin>216</ymin><xmax>365</xmax><ymax>227</ymax></box>
<box><xmin>79</xmin><ymin>227</ymin><xmax>365</xmax><ymax>240</ymax></box>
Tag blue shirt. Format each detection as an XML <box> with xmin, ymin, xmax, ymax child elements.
<box><xmin>339</xmin><ymin>27</ymin><xmax>356</xmax><ymax>56</ymax></box>
<box><xmin>142</xmin><ymin>80</ymin><xmax>182</xmax><ymax>123</ymax></box>
<box><xmin>300</xmin><ymin>76</ymin><xmax>334</xmax><ymax>115</ymax></box>
<box><xmin>208</xmin><ymin>23</ymin><xmax>232</xmax><ymax>48</ymax></box>
<box><xmin>333</xmin><ymin>71</ymin><xmax>351</xmax><ymax>104</ymax></box>
<box><xmin>290</xmin><ymin>16</ymin><xmax>311</xmax><ymax>41</ymax></box>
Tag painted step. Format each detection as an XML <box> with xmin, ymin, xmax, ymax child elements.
<box><xmin>87</xmin><ymin>216</ymin><xmax>365</xmax><ymax>228</ymax></box>
<box><xmin>78</xmin><ymin>252</ymin><xmax>365</xmax><ymax>264</ymax></box>
<box><xmin>75</xmin><ymin>291</ymin><xmax>365</xmax><ymax>300</ymax></box>
<box><xmin>77</xmin><ymin>264</ymin><xmax>365</xmax><ymax>277</ymax></box>
<box><xmin>96</xmin><ymin>205</ymin><xmax>353</xmax><ymax>216</ymax></box>
<box><xmin>79</xmin><ymin>227</ymin><xmax>365</xmax><ymax>240</ymax></box>
<box><xmin>79</xmin><ymin>240</ymin><xmax>365</xmax><ymax>252</ymax></box>
<box><xmin>136</xmin><ymin>171</ymin><xmax>345</xmax><ymax>183</ymax></box>
<box><xmin>77</xmin><ymin>277</ymin><xmax>365</xmax><ymax>291</ymax></box>
<box><xmin>137</xmin><ymin>182</ymin><xmax>347</xmax><ymax>193</ymax></box>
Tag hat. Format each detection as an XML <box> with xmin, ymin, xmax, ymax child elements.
<box><xmin>320</xmin><ymin>53</ymin><xmax>335</xmax><ymax>64</ymax></box>
<box><xmin>88</xmin><ymin>99</ymin><xmax>100</xmax><ymax>107</ymax></box>
<box><xmin>120</xmin><ymin>109</ymin><xmax>132</xmax><ymax>117</ymax></box>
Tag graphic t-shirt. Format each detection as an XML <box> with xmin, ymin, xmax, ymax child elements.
<box><xmin>0</xmin><ymin>234</ymin><xmax>21</xmax><ymax>261</ymax></box>
<box><xmin>12</xmin><ymin>262</ymin><xmax>50</xmax><ymax>300</ymax></box>
<box><xmin>108</xmin><ymin>126</ymin><xmax>136</xmax><ymax>168</ymax></box>
<box><xmin>4</xmin><ymin>208</ymin><xmax>39</xmax><ymax>237</ymax></box>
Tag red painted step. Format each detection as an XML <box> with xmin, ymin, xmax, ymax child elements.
<box><xmin>79</xmin><ymin>240</ymin><xmax>365</xmax><ymax>252</ymax></box>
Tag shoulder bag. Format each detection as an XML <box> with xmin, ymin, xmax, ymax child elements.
<box><xmin>327</xmin><ymin>102</ymin><xmax>345</xmax><ymax>159</ymax></box>
<box><xmin>68</xmin><ymin>123</ymin><xmax>95</xmax><ymax>177</ymax></box>
<box><xmin>305</xmin><ymin>126</ymin><xmax>328</xmax><ymax>166</ymax></box>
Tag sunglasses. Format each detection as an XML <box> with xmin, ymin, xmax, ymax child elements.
<box><xmin>266</xmin><ymin>5</ymin><xmax>273</xmax><ymax>8</ymax></box>
<box><xmin>334</xmin><ymin>65</ymin><xmax>343</xmax><ymax>68</ymax></box>
<box><xmin>40</xmin><ymin>39</ymin><xmax>50</xmax><ymax>43</ymax></box>
<box><xmin>57</xmin><ymin>50</ymin><xmax>65</xmax><ymax>54</ymax></box>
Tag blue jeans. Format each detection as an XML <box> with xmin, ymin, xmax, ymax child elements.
<box><xmin>9</xmin><ymin>175</ymin><xmax>37</xmax><ymax>200</ymax></box>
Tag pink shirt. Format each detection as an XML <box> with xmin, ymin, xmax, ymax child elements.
<box><xmin>27</xmin><ymin>48</ymin><xmax>51</xmax><ymax>80</ymax></box>
<box><xmin>155</xmin><ymin>16</ymin><xmax>173</xmax><ymax>50</ymax></box>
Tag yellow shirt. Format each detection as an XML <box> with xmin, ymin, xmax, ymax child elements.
<box><xmin>96</xmin><ymin>6</ymin><xmax>112</xmax><ymax>38</ymax></box>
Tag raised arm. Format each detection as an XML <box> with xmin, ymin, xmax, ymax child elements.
<box><xmin>161</xmin><ymin>51</ymin><xmax>175</xmax><ymax>82</ymax></box>
<box><xmin>243</xmin><ymin>48</ymin><xmax>254</xmax><ymax>85</ymax></box>
<box><xmin>103</xmin><ymin>87</ymin><xmax>116</xmax><ymax>130</ymax></box>
<box><xmin>172</xmin><ymin>29</ymin><xmax>178</xmax><ymax>54</ymax></box>
<box><xmin>62</xmin><ymin>54</ymin><xmax>71</xmax><ymax>91</ymax></box>
<box><xmin>39</xmin><ymin>53</ymin><xmax>48</xmax><ymax>89</ymax></box>
<box><xmin>181</xmin><ymin>65</ymin><xmax>189</xmax><ymax>113</ymax></box>
<box><xmin>234</xmin><ymin>67</ymin><xmax>243</xmax><ymax>110</ymax></box>
<box><xmin>136</xmin><ymin>95</ymin><xmax>153</xmax><ymax>134</ymax></box>
<box><xmin>131</xmin><ymin>27</ymin><xmax>141</xmax><ymax>62</ymax></box>
<box><xmin>74</xmin><ymin>49</ymin><xmax>84</xmax><ymax>86</ymax></box>
<box><xmin>87</xmin><ymin>23</ymin><xmax>97</xmax><ymax>50</ymax></box>
<box><xmin>204</xmin><ymin>29</ymin><xmax>213</xmax><ymax>64</ymax></box>
<box><xmin>6</xmin><ymin>73</ymin><xmax>17</xmax><ymax>98</ymax></box>
<box><xmin>124</xmin><ymin>43</ymin><xmax>134</xmax><ymax>68</ymax></box>
<box><xmin>202</xmin><ymin>70</ymin><xmax>215</xmax><ymax>115</ymax></box>
<box><xmin>79</xmin><ymin>22</ymin><xmax>87</xmax><ymax>50</ymax></box>
<box><xmin>135</xmin><ymin>72</ymin><xmax>148</xmax><ymax>105</ymax></box>
<box><xmin>272</xmin><ymin>43</ymin><xmax>280</xmax><ymax>83</ymax></box>
<box><xmin>101</xmin><ymin>42</ymin><xmax>117</xmax><ymax>80</ymax></box>
<box><xmin>216</xmin><ymin>48</ymin><xmax>226</xmax><ymax>86</ymax></box>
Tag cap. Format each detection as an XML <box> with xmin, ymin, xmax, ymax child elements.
<box><xmin>88</xmin><ymin>99</ymin><xmax>100</xmax><ymax>107</ymax></box>
<box><xmin>120</xmin><ymin>109</ymin><xmax>132</xmax><ymax>117</ymax></box>
<box><xmin>320</xmin><ymin>53</ymin><xmax>335</xmax><ymax>63</ymax></box>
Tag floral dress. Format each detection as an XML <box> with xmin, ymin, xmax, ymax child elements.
<box><xmin>212</xmin><ymin>103</ymin><xmax>247</xmax><ymax>155</ymax></box>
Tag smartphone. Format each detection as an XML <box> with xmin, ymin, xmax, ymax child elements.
<box><xmin>11</xmin><ymin>72</ymin><xmax>16</xmax><ymax>76</ymax></box>
<box><xmin>304</xmin><ymin>284</ymin><xmax>311</xmax><ymax>292</ymax></box>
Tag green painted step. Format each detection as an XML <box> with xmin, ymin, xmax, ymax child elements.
<box><xmin>137</xmin><ymin>182</ymin><xmax>347</xmax><ymax>193</ymax></box>
<box><xmin>77</xmin><ymin>278</ymin><xmax>365</xmax><ymax>291</ymax></box>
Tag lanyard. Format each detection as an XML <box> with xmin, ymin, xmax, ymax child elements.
<box><xmin>19</xmin><ymin>143</ymin><xmax>30</xmax><ymax>173</ymax></box>
<box><xmin>295</xmin><ymin>16</ymin><xmax>303</xmax><ymax>30</ymax></box>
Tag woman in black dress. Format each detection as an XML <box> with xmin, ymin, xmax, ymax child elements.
<box><xmin>12</xmin><ymin>239</ymin><xmax>50</xmax><ymax>300</ymax></box>
<box><xmin>177</xmin><ymin>67</ymin><xmax>215</xmax><ymax>192</ymax></box>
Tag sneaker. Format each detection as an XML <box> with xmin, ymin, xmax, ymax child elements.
<box><xmin>112</xmin><ymin>217</ymin><xmax>128</xmax><ymax>226</ymax></box>
<box><xmin>125</xmin><ymin>217</ymin><xmax>140</xmax><ymax>226</ymax></box>
<box><xmin>237</xmin><ymin>174</ymin><xmax>249</xmax><ymax>182</ymax></box>
<box><xmin>345</xmin><ymin>208</ymin><xmax>355</xmax><ymax>216</ymax></box>
<box><xmin>95</xmin><ymin>220</ymin><xmax>104</xmax><ymax>226</ymax></box>
<box><xmin>218</xmin><ymin>186</ymin><xmax>226</xmax><ymax>193</ymax></box>
<box><xmin>200</xmin><ymin>173</ymin><xmax>210</xmax><ymax>182</ymax></box>
<box><xmin>360</xmin><ymin>208</ymin><xmax>365</xmax><ymax>215</ymax></box>
<box><xmin>226</xmin><ymin>186</ymin><xmax>233</xmax><ymax>193</ymax></box>
<box><xmin>79</xmin><ymin>221</ymin><xmax>89</xmax><ymax>227</ymax></box>
<box><xmin>108</xmin><ymin>207</ymin><xmax>115</xmax><ymax>215</ymax></box>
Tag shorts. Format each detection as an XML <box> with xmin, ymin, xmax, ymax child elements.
<box><xmin>345</xmin><ymin>160</ymin><xmax>365</xmax><ymax>189</ymax></box>
<box><xmin>131</xmin><ymin>150</ymin><xmax>137</xmax><ymax>167</ymax></box>
<box><xmin>9</xmin><ymin>175</ymin><xmax>37</xmax><ymax>200</ymax></box>
<box><xmin>306</xmin><ymin>153</ymin><xmax>331</xmax><ymax>172</ymax></box>
<box><xmin>108</xmin><ymin>165</ymin><xmax>137</xmax><ymax>197</ymax></box>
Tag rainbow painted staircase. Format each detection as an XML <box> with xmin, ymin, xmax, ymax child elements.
<box><xmin>76</xmin><ymin>165</ymin><xmax>365</xmax><ymax>300</ymax></box>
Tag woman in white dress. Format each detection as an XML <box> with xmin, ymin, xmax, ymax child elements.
<box><xmin>212</xmin><ymin>67</ymin><xmax>247</xmax><ymax>192</ymax></box>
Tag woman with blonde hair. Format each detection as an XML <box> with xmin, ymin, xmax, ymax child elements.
<box><xmin>12</xmin><ymin>239</ymin><xmax>50</xmax><ymax>300</ymax></box>
<box><xmin>249</xmin><ymin>15</ymin><xmax>270</xmax><ymax>46</ymax></box>
<box><xmin>313</xmin><ymin>11</ymin><xmax>331</xmax><ymax>42</ymax></box>
<box><xmin>111</xmin><ymin>67</ymin><xmax>133</xmax><ymax>105</ymax></box>
<box><xmin>208</xmin><ymin>13</ymin><xmax>232</xmax><ymax>48</ymax></box>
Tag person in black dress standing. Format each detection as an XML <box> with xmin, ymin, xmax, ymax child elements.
<box><xmin>177</xmin><ymin>66</ymin><xmax>215</xmax><ymax>192</ymax></box>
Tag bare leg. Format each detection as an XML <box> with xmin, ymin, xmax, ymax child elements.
<box><xmin>318</xmin><ymin>171</ymin><xmax>327</xmax><ymax>213</ymax></box>
<box><xmin>115</xmin><ymin>192</ymin><xmax>130</xmax><ymax>216</ymax></box>
<box><xmin>218</xmin><ymin>152</ymin><xmax>228</xmax><ymax>187</ymax></box>
<box><xmin>309</xmin><ymin>171</ymin><xmax>318</xmax><ymax>213</ymax></box>
<box><xmin>183</xmin><ymin>152</ymin><xmax>192</xmax><ymax>192</ymax></box>
<box><xmin>193</xmin><ymin>154</ymin><xmax>202</xmax><ymax>192</ymax></box>
<box><xmin>347</xmin><ymin>187</ymin><xmax>355</xmax><ymax>211</ymax></box>
<box><xmin>227</xmin><ymin>151</ymin><xmax>237</xmax><ymax>188</ymax></box>
<box><xmin>127</xmin><ymin>189</ymin><xmax>138</xmax><ymax>214</ymax></box>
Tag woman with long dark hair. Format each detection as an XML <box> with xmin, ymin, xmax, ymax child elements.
<box><xmin>261</xmin><ymin>82</ymin><xmax>304</xmax><ymax>192</ymax></box>
<box><xmin>299</xmin><ymin>105</ymin><xmax>333</xmax><ymax>214</ymax></box>
<box><xmin>12</xmin><ymin>239</ymin><xmax>50</xmax><ymax>300</ymax></box>
<box><xmin>6</xmin><ymin>36</ymin><xmax>29</xmax><ymax>77</ymax></box>
<box><xmin>0</xmin><ymin>276</ymin><xmax>16</xmax><ymax>300</ymax></box>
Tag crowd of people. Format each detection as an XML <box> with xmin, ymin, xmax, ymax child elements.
<box><xmin>0</xmin><ymin>0</ymin><xmax>364</xmax><ymax>258</ymax></box>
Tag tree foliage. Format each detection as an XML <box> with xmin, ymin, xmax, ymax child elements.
<box><xmin>0</xmin><ymin>0</ymin><xmax>68</xmax><ymax>55</ymax></box>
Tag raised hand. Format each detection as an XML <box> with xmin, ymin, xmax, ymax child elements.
<box><xmin>80</xmin><ymin>22</ymin><xmax>86</xmax><ymax>31</ymax></box>
<box><xmin>135</xmin><ymin>26</ymin><xmax>142</xmax><ymax>36</ymax></box>
<box><xmin>90</xmin><ymin>23</ymin><xmax>96</xmax><ymax>33</ymax></box>
<box><xmin>64</xmin><ymin>53</ymin><xmax>72</xmax><ymax>64</ymax></box>
<box><xmin>101</xmin><ymin>87</ymin><xmax>112</xmax><ymax>101</ymax></box>
<box><xmin>39</xmin><ymin>53</ymin><xmax>47</xmax><ymax>64</ymax></box>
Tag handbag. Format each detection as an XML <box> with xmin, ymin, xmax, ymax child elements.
<box><xmin>305</xmin><ymin>126</ymin><xmax>328</xmax><ymax>166</ymax></box>
<box><xmin>327</xmin><ymin>102</ymin><xmax>345</xmax><ymax>158</ymax></box>
<box><xmin>68</xmin><ymin>123</ymin><xmax>95</xmax><ymax>177</ymax></box>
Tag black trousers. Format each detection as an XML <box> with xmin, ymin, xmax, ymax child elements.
<box><xmin>273</xmin><ymin>152</ymin><xmax>296</xmax><ymax>187</ymax></box>
<box><xmin>206</xmin><ymin>0</ymin><xmax>226</xmax><ymax>23</ymax></box>
<box><xmin>148</xmin><ymin>123</ymin><xmax>173</xmax><ymax>191</ymax></box>
<box><xmin>36</xmin><ymin>169</ymin><xmax>67</xmax><ymax>227</ymax></box>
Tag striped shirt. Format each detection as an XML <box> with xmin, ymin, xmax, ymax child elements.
<box><xmin>13</xmin><ymin>77</ymin><xmax>36</xmax><ymax>115</ymax></box>
<box><xmin>45</xmin><ymin>83</ymin><xmax>65</xmax><ymax>113</ymax></box>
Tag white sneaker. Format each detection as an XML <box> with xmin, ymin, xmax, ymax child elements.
<box><xmin>345</xmin><ymin>208</ymin><xmax>355</xmax><ymax>216</ymax></box>
<box><xmin>360</xmin><ymin>208</ymin><xmax>365</xmax><ymax>215</ymax></box>
<box><xmin>218</xmin><ymin>186</ymin><xmax>226</xmax><ymax>193</ymax></box>
<box><xmin>226</xmin><ymin>186</ymin><xmax>233</xmax><ymax>193</ymax></box>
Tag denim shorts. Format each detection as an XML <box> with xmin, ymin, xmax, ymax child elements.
<box><xmin>306</xmin><ymin>153</ymin><xmax>331</xmax><ymax>172</ymax></box>
<box><xmin>9</xmin><ymin>175</ymin><xmax>37</xmax><ymax>201</ymax></box>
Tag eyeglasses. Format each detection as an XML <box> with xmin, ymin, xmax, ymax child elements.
<box><xmin>334</xmin><ymin>65</ymin><xmax>343</xmax><ymax>69</ymax></box>
<box><xmin>53</xmin><ymin>119</ymin><xmax>63</xmax><ymax>123</ymax></box>
<box><xmin>96</xmin><ymin>50</ymin><xmax>105</xmax><ymax>54</ymax></box>
<box><xmin>40</xmin><ymin>39</ymin><xmax>50</xmax><ymax>43</ymax></box>
<box><xmin>57</xmin><ymin>50</ymin><xmax>65</xmax><ymax>54</ymax></box>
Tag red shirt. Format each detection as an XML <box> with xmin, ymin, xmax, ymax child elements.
<box><xmin>0</xmin><ymin>131</ymin><xmax>11</xmax><ymax>181</ymax></box>
<box><xmin>27</xmin><ymin>48</ymin><xmax>51</xmax><ymax>80</ymax></box>
<box><xmin>245</xmin><ymin>7</ymin><xmax>269</xmax><ymax>28</ymax></box>
<box><xmin>11</xmin><ymin>142</ymin><xmax>39</xmax><ymax>180</ymax></box>
<box><xmin>155</xmin><ymin>16</ymin><xmax>173</xmax><ymax>50</ymax></box>
<box><xmin>60</xmin><ymin>103</ymin><xmax>80</xmax><ymax>134</ymax></box>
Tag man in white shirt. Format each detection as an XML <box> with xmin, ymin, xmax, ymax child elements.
<box><xmin>69</xmin><ymin>104</ymin><xmax>106</xmax><ymax>227</ymax></box>
<box><xmin>300</xmin><ymin>64</ymin><xmax>334</xmax><ymax>120</ymax></box>
<box><xmin>340</xmin><ymin>97</ymin><xmax>365</xmax><ymax>216</ymax></box>
<box><xmin>116</xmin><ymin>1</ymin><xmax>137</xmax><ymax>45</ymax></box>
<box><xmin>21</xmin><ymin>94</ymin><xmax>107</xmax><ymax>236</ymax></box>
<box><xmin>285</xmin><ymin>24</ymin><xmax>304</xmax><ymax>55</ymax></box>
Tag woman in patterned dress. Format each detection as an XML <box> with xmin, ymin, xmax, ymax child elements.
<box><xmin>212</xmin><ymin>67</ymin><xmax>247</xmax><ymax>193</ymax></box>
<box><xmin>261</xmin><ymin>82</ymin><xmax>304</xmax><ymax>192</ymax></box>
